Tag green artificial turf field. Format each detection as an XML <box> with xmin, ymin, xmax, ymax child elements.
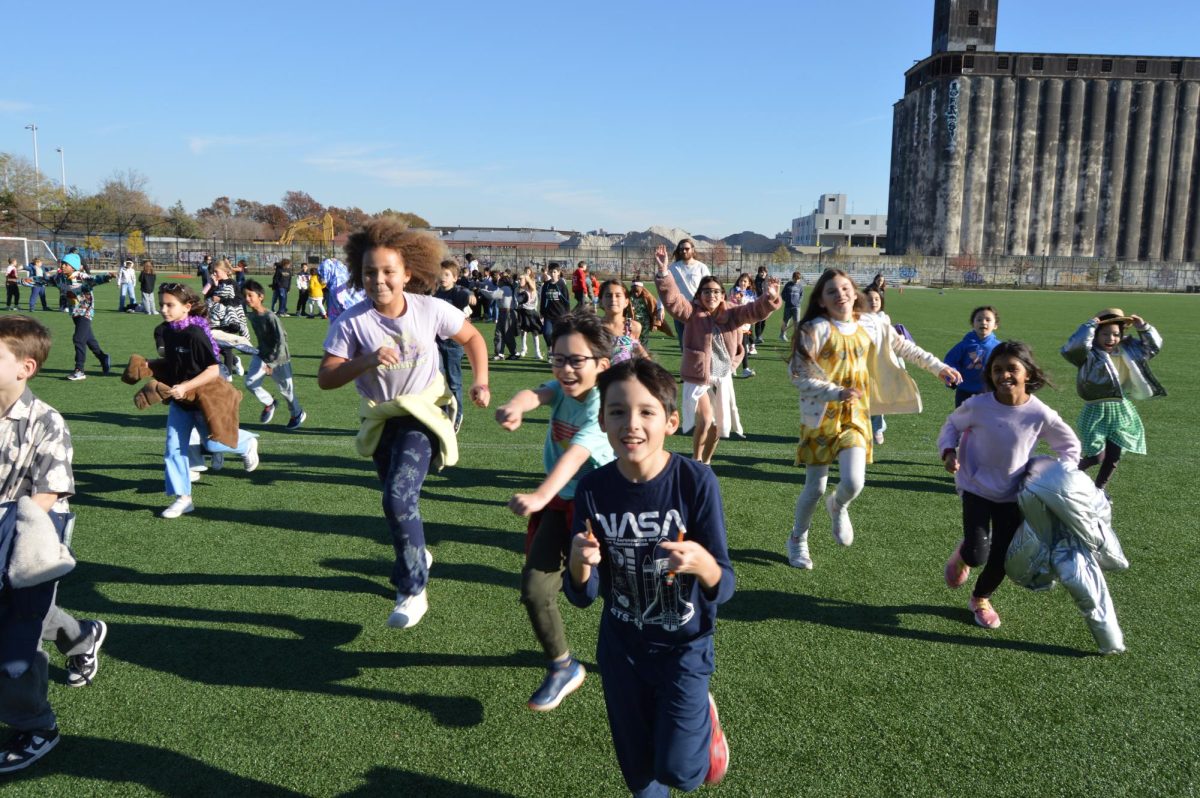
<box><xmin>3</xmin><ymin>284</ymin><xmax>1197</xmax><ymax>796</ymax></box>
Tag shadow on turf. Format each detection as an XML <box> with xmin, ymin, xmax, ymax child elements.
<box><xmin>722</xmin><ymin>588</ymin><xmax>1086</xmax><ymax>657</ymax></box>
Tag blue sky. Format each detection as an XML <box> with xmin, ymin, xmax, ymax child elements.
<box><xmin>2</xmin><ymin>0</ymin><xmax>1196</xmax><ymax>238</ymax></box>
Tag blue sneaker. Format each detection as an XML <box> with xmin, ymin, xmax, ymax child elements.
<box><xmin>528</xmin><ymin>658</ymin><xmax>585</xmax><ymax>712</ymax></box>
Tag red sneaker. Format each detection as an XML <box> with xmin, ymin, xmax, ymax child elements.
<box><xmin>944</xmin><ymin>542</ymin><xmax>970</xmax><ymax>589</ymax></box>
<box><xmin>704</xmin><ymin>692</ymin><xmax>729</xmax><ymax>785</ymax></box>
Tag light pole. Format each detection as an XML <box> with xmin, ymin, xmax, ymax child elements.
<box><xmin>55</xmin><ymin>147</ymin><xmax>66</xmax><ymax>192</ymax></box>
<box><xmin>24</xmin><ymin>123</ymin><xmax>40</xmax><ymax>210</ymax></box>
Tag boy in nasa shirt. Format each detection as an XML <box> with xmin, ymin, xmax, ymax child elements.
<box><xmin>567</xmin><ymin>359</ymin><xmax>733</xmax><ymax>797</ymax></box>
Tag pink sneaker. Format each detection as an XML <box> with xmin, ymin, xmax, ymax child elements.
<box><xmin>969</xmin><ymin>596</ymin><xmax>1001</xmax><ymax>629</ymax></box>
<box><xmin>704</xmin><ymin>692</ymin><xmax>729</xmax><ymax>785</ymax></box>
<box><xmin>944</xmin><ymin>542</ymin><xmax>970</xmax><ymax>589</ymax></box>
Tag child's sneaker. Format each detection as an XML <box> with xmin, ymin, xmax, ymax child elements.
<box><xmin>66</xmin><ymin>370</ymin><xmax>86</xmax><ymax>381</ymax></box>
<box><xmin>286</xmin><ymin>411</ymin><xmax>306</xmax><ymax>431</ymax></box>
<box><xmin>387</xmin><ymin>588</ymin><xmax>429</xmax><ymax>629</ymax></box>
<box><xmin>786</xmin><ymin>532</ymin><xmax>813</xmax><ymax>569</ymax></box>
<box><xmin>704</xmin><ymin>692</ymin><xmax>729</xmax><ymax>785</ymax></box>
<box><xmin>528</xmin><ymin>657</ymin><xmax>585</xmax><ymax>712</ymax></box>
<box><xmin>210</xmin><ymin>453</ymin><xmax>225</xmax><ymax>471</ymax></box>
<box><xmin>969</xmin><ymin>596</ymin><xmax>1001</xmax><ymax>629</ymax></box>
<box><xmin>0</xmin><ymin>726</ymin><xmax>60</xmax><ymax>773</ymax></box>
<box><xmin>260</xmin><ymin>403</ymin><xmax>276</xmax><ymax>424</ymax></box>
<box><xmin>162</xmin><ymin>497</ymin><xmax>194</xmax><ymax>519</ymax></box>
<box><xmin>741</xmin><ymin>367</ymin><xmax>756</xmax><ymax>378</ymax></box>
<box><xmin>243</xmin><ymin>437</ymin><xmax>260</xmax><ymax>472</ymax></box>
<box><xmin>873</xmin><ymin>430</ymin><xmax>885</xmax><ymax>445</ymax></box>
<box><xmin>66</xmin><ymin>620</ymin><xmax>107</xmax><ymax>687</ymax></box>
<box><xmin>944</xmin><ymin>542</ymin><xmax>970</xmax><ymax>589</ymax></box>
<box><xmin>826</xmin><ymin>494</ymin><xmax>854</xmax><ymax>546</ymax></box>
<box><xmin>233</xmin><ymin>359</ymin><xmax>245</xmax><ymax>376</ymax></box>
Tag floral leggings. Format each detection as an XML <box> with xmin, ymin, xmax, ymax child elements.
<box><xmin>371</xmin><ymin>416</ymin><xmax>434</xmax><ymax>597</ymax></box>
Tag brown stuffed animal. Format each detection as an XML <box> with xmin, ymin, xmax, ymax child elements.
<box><xmin>123</xmin><ymin>354</ymin><xmax>243</xmax><ymax>448</ymax></box>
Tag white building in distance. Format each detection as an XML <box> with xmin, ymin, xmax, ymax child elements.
<box><xmin>791</xmin><ymin>194</ymin><xmax>888</xmax><ymax>249</ymax></box>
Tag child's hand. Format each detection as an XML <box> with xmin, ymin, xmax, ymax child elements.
<box><xmin>939</xmin><ymin>366</ymin><xmax>962</xmax><ymax>386</ymax></box>
<box><xmin>469</xmin><ymin>383</ymin><xmax>491</xmax><ymax>407</ymax></box>
<box><xmin>1129</xmin><ymin>314</ymin><xmax>1145</xmax><ymax>327</ymax></box>
<box><xmin>508</xmin><ymin>491</ymin><xmax>549</xmax><ymax>517</ymax></box>
<box><xmin>765</xmin><ymin>277</ymin><xmax>781</xmax><ymax>298</ymax></box>
<box><xmin>167</xmin><ymin>383</ymin><xmax>188</xmax><ymax>401</ymax></box>
<box><xmin>943</xmin><ymin>451</ymin><xmax>959</xmax><ymax>474</ymax></box>
<box><xmin>571</xmin><ymin>526</ymin><xmax>601</xmax><ymax>568</ymax></box>
<box><xmin>495</xmin><ymin>402</ymin><xmax>524</xmax><ymax>430</ymax></box>
<box><xmin>839</xmin><ymin>386</ymin><xmax>863</xmax><ymax>402</ymax></box>
<box><xmin>654</xmin><ymin>245</ymin><xmax>669</xmax><ymax>272</ymax></box>
<box><xmin>657</xmin><ymin>538</ymin><xmax>713</xmax><ymax>577</ymax></box>
<box><xmin>373</xmin><ymin>344</ymin><xmax>400</xmax><ymax>369</ymax></box>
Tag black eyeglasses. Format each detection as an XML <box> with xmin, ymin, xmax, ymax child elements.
<box><xmin>160</xmin><ymin>283</ymin><xmax>183</xmax><ymax>292</ymax></box>
<box><xmin>549</xmin><ymin>354</ymin><xmax>601</xmax><ymax>369</ymax></box>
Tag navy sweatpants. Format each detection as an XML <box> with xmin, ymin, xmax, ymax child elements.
<box><xmin>370</xmin><ymin>416</ymin><xmax>434</xmax><ymax>597</ymax></box>
<box><xmin>597</xmin><ymin>623</ymin><xmax>714</xmax><ymax>798</ymax></box>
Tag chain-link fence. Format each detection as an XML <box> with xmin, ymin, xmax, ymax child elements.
<box><xmin>8</xmin><ymin>223</ymin><xmax>1200</xmax><ymax>292</ymax></box>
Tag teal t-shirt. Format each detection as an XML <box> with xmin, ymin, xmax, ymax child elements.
<box><xmin>541</xmin><ymin>381</ymin><xmax>615</xmax><ymax>500</ymax></box>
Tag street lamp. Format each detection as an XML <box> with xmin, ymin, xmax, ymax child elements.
<box><xmin>24</xmin><ymin>123</ymin><xmax>40</xmax><ymax>210</ymax></box>
<box><xmin>55</xmin><ymin>147</ymin><xmax>66</xmax><ymax>192</ymax></box>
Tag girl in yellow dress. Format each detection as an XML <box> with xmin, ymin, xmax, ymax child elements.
<box><xmin>785</xmin><ymin>269</ymin><xmax>961</xmax><ymax>569</ymax></box>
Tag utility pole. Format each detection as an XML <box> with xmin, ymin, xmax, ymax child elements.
<box><xmin>56</xmin><ymin>147</ymin><xmax>66</xmax><ymax>192</ymax></box>
<box><xmin>24</xmin><ymin>123</ymin><xmax>40</xmax><ymax>210</ymax></box>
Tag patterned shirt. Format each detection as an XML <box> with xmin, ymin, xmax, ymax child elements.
<box><xmin>0</xmin><ymin>388</ymin><xmax>74</xmax><ymax>512</ymax></box>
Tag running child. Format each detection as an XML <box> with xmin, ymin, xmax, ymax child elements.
<box><xmin>55</xmin><ymin>263</ymin><xmax>113</xmax><ymax>382</ymax></box>
<box><xmin>567</xmin><ymin>358</ymin><xmax>733</xmax><ymax>795</ymax></box>
<box><xmin>306</xmin><ymin>267</ymin><xmax>327</xmax><ymax>319</ymax></box>
<box><xmin>432</xmin><ymin>260</ymin><xmax>476</xmax><ymax>432</ymax></box>
<box><xmin>940</xmin><ymin>341</ymin><xmax>1080</xmax><ymax>628</ymax></box>
<box><xmin>494</xmin><ymin>312</ymin><xmax>614</xmax><ymax>711</ymax></box>
<box><xmin>157</xmin><ymin>283</ymin><xmax>261</xmax><ymax>519</ymax></box>
<box><xmin>597</xmin><ymin>280</ymin><xmax>648</xmax><ymax>364</ymax></box>
<box><xmin>1061</xmin><ymin>308</ymin><xmax>1165</xmax><ymax>492</ymax></box>
<box><xmin>319</xmin><ymin>221</ymin><xmax>489</xmax><ymax>629</ymax></box>
<box><xmin>242</xmin><ymin>280</ymin><xmax>305</xmax><ymax>430</ymax></box>
<box><xmin>786</xmin><ymin>269</ymin><xmax>961</xmax><ymax>569</ymax></box>
<box><xmin>654</xmin><ymin>245</ymin><xmax>780</xmax><ymax>464</ymax></box>
<box><xmin>0</xmin><ymin>316</ymin><xmax>108</xmax><ymax>773</ymax></box>
<box><xmin>943</xmin><ymin>305</ymin><xmax>1001</xmax><ymax>407</ymax></box>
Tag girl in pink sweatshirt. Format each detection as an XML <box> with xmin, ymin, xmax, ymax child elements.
<box><xmin>938</xmin><ymin>341</ymin><xmax>1080</xmax><ymax>630</ymax></box>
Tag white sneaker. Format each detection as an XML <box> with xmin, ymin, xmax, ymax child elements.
<box><xmin>233</xmin><ymin>359</ymin><xmax>245</xmax><ymax>376</ymax></box>
<box><xmin>243</xmin><ymin>437</ymin><xmax>260</xmax><ymax>472</ymax></box>
<box><xmin>787</xmin><ymin>532</ymin><xmax>813</xmax><ymax>569</ymax></box>
<box><xmin>209</xmin><ymin>452</ymin><xmax>225</xmax><ymax>471</ymax></box>
<box><xmin>425</xmin><ymin>548</ymin><xmax>434</xmax><ymax>569</ymax></box>
<box><xmin>162</xmin><ymin>497</ymin><xmax>194</xmax><ymax>519</ymax></box>
<box><xmin>826</xmin><ymin>494</ymin><xmax>854</xmax><ymax>546</ymax></box>
<box><xmin>387</xmin><ymin>589</ymin><xmax>429</xmax><ymax>629</ymax></box>
<box><xmin>873</xmin><ymin>430</ymin><xmax>885</xmax><ymax>445</ymax></box>
<box><xmin>189</xmin><ymin>469</ymin><xmax>201</xmax><ymax>483</ymax></box>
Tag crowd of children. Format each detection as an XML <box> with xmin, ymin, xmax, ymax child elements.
<box><xmin>0</xmin><ymin>236</ymin><xmax>1167</xmax><ymax>791</ymax></box>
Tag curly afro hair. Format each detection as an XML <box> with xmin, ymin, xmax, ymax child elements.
<box><xmin>343</xmin><ymin>218</ymin><xmax>446</xmax><ymax>295</ymax></box>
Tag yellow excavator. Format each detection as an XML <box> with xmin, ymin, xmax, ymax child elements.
<box><xmin>276</xmin><ymin>212</ymin><xmax>334</xmax><ymax>245</ymax></box>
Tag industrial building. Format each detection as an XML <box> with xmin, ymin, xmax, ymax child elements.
<box><xmin>791</xmin><ymin>194</ymin><xmax>887</xmax><ymax>249</ymax></box>
<box><xmin>887</xmin><ymin>0</ymin><xmax>1200</xmax><ymax>261</ymax></box>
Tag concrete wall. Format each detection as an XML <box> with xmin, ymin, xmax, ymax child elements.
<box><xmin>888</xmin><ymin>74</ymin><xmax>1200</xmax><ymax>260</ymax></box>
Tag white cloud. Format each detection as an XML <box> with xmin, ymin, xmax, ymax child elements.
<box><xmin>0</xmin><ymin>100</ymin><xmax>32</xmax><ymax>114</ymax></box>
<box><xmin>187</xmin><ymin>133</ymin><xmax>308</xmax><ymax>155</ymax></box>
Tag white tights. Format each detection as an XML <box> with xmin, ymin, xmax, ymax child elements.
<box><xmin>792</xmin><ymin>447</ymin><xmax>867</xmax><ymax>538</ymax></box>
<box><xmin>519</xmin><ymin>332</ymin><xmax>542</xmax><ymax>358</ymax></box>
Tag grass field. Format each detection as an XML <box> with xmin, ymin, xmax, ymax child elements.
<box><xmin>3</xmin><ymin>285</ymin><xmax>1197</xmax><ymax>797</ymax></box>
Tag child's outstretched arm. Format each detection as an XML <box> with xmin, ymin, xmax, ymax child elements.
<box><xmin>508</xmin><ymin>443</ymin><xmax>591</xmax><ymax>516</ymax></box>
<box><xmin>452</xmin><ymin>321</ymin><xmax>491</xmax><ymax>407</ymax></box>
<box><xmin>883</xmin><ymin>320</ymin><xmax>961</xmax><ymax>385</ymax></box>
<box><xmin>495</xmin><ymin>386</ymin><xmax>555</xmax><ymax>431</ymax></box>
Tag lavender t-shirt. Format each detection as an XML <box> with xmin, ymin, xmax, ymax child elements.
<box><xmin>323</xmin><ymin>294</ymin><xmax>465</xmax><ymax>402</ymax></box>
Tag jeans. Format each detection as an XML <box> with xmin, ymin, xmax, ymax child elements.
<box><xmin>370</xmin><ymin>417</ymin><xmax>434</xmax><ymax>596</ymax></box>
<box><xmin>164</xmin><ymin>401</ymin><xmax>255</xmax><ymax>496</ymax></box>
<box><xmin>118</xmin><ymin>283</ymin><xmax>137</xmax><ymax>310</ymax></box>
<box><xmin>28</xmin><ymin>283</ymin><xmax>48</xmax><ymax>311</ymax></box>
<box><xmin>436</xmin><ymin>338</ymin><xmax>464</xmax><ymax>424</ymax></box>
<box><xmin>271</xmin><ymin>288</ymin><xmax>289</xmax><ymax>314</ymax></box>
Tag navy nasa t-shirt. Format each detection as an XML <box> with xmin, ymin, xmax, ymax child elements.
<box><xmin>568</xmin><ymin>455</ymin><xmax>735</xmax><ymax>651</ymax></box>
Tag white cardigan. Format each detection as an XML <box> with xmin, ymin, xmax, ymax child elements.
<box><xmin>788</xmin><ymin>313</ymin><xmax>948</xmax><ymax>428</ymax></box>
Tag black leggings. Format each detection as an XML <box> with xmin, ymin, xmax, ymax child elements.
<box><xmin>1079</xmin><ymin>439</ymin><xmax>1123</xmax><ymax>490</ymax></box>
<box><xmin>960</xmin><ymin>491</ymin><xmax>1022</xmax><ymax>599</ymax></box>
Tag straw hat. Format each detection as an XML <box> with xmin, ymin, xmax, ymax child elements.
<box><xmin>1095</xmin><ymin>307</ymin><xmax>1133</xmax><ymax>325</ymax></box>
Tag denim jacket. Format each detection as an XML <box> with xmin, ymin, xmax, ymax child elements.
<box><xmin>1061</xmin><ymin>321</ymin><xmax>1165</xmax><ymax>402</ymax></box>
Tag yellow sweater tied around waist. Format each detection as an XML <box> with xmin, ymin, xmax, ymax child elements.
<box><xmin>355</xmin><ymin>372</ymin><xmax>459</xmax><ymax>470</ymax></box>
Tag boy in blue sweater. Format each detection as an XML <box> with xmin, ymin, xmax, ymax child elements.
<box><xmin>943</xmin><ymin>306</ymin><xmax>1001</xmax><ymax>407</ymax></box>
<box><xmin>567</xmin><ymin>358</ymin><xmax>733</xmax><ymax>796</ymax></box>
